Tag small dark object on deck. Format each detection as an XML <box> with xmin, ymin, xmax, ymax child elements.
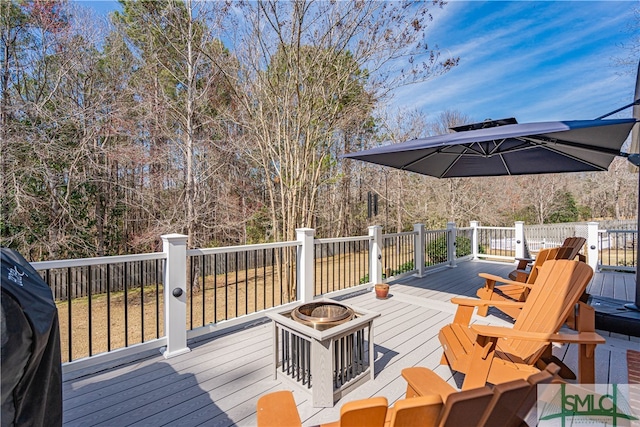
<box><xmin>590</xmin><ymin>295</ymin><xmax>640</xmax><ymax>337</ymax></box>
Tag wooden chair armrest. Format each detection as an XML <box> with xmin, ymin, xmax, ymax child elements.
<box><xmin>470</xmin><ymin>325</ymin><xmax>605</xmax><ymax>345</ymax></box>
<box><xmin>257</xmin><ymin>390</ymin><xmax>302</xmax><ymax>427</ymax></box>
<box><xmin>547</xmin><ymin>332</ymin><xmax>605</xmax><ymax>345</ymax></box>
<box><xmin>451</xmin><ymin>297</ymin><xmax>526</xmax><ymax>309</ymax></box>
<box><xmin>401</xmin><ymin>367</ymin><xmax>457</xmax><ymax>400</ymax></box>
<box><xmin>478</xmin><ymin>273</ymin><xmax>531</xmax><ymax>288</ymax></box>
<box><xmin>514</xmin><ymin>257</ymin><xmax>534</xmax><ymax>270</ymax></box>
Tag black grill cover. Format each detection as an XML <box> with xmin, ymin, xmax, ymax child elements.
<box><xmin>1</xmin><ymin>248</ymin><xmax>62</xmax><ymax>427</ymax></box>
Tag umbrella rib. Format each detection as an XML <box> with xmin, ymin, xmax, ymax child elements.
<box><xmin>440</xmin><ymin>155</ymin><xmax>461</xmax><ymax>178</ymax></box>
<box><xmin>486</xmin><ymin>139</ymin><xmax>512</xmax><ymax>156</ymax></box>
<box><xmin>526</xmin><ymin>135</ymin><xmax>622</xmax><ymax>157</ymax></box>
<box><xmin>401</xmin><ymin>150</ymin><xmax>441</xmax><ymax>171</ymax></box>
<box><xmin>481</xmin><ymin>138</ymin><xmax>515</xmax><ymax>174</ymax></box>
<box><xmin>403</xmin><ymin>150</ymin><xmax>465</xmax><ymax>178</ymax></box>
<box><xmin>466</xmin><ymin>143</ymin><xmax>491</xmax><ymax>156</ymax></box>
<box><xmin>498</xmin><ymin>153</ymin><xmax>512</xmax><ymax>175</ymax></box>
<box><xmin>468</xmin><ymin>139</ymin><xmax>533</xmax><ymax>156</ymax></box>
<box><xmin>402</xmin><ymin>144</ymin><xmax>476</xmax><ymax>172</ymax></box>
<box><xmin>527</xmin><ymin>139</ymin><xmax>609</xmax><ymax>171</ymax></box>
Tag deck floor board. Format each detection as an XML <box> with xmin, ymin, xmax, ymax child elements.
<box><xmin>62</xmin><ymin>260</ymin><xmax>635</xmax><ymax>427</ymax></box>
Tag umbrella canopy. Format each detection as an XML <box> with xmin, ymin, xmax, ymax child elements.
<box><xmin>344</xmin><ymin>115</ymin><xmax>640</xmax><ymax>311</ymax></box>
<box><xmin>342</xmin><ymin>118</ymin><xmax>637</xmax><ymax>178</ymax></box>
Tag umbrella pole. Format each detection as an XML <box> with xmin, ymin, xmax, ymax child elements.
<box><xmin>625</xmin><ymin>167</ymin><xmax>640</xmax><ymax>310</ymax></box>
<box><xmin>625</xmin><ymin>60</ymin><xmax>640</xmax><ymax>311</ymax></box>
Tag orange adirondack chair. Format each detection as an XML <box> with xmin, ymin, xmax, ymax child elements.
<box><xmin>384</xmin><ymin>395</ymin><xmax>443</xmax><ymax>427</ymax></box>
<box><xmin>557</xmin><ymin>237</ymin><xmax>587</xmax><ymax>262</ymax></box>
<box><xmin>509</xmin><ymin>237</ymin><xmax>586</xmax><ymax>282</ymax></box>
<box><xmin>439</xmin><ymin>259</ymin><xmax>605</xmax><ymax>390</ymax></box>
<box><xmin>256</xmin><ymin>390</ymin><xmax>303</xmax><ymax>427</ymax></box>
<box><xmin>255</xmin><ymin>365</ymin><xmax>560</xmax><ymax>427</ymax></box>
<box><xmin>256</xmin><ymin>392</ymin><xmax>390</xmax><ymax>427</ymax></box>
<box><xmin>477</xmin><ymin>247</ymin><xmax>560</xmax><ymax>318</ymax></box>
<box><xmin>401</xmin><ymin>363</ymin><xmax>560</xmax><ymax>427</ymax></box>
<box><xmin>320</xmin><ymin>397</ymin><xmax>389</xmax><ymax>427</ymax></box>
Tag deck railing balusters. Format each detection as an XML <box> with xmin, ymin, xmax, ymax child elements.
<box><xmin>223</xmin><ymin>254</ymin><xmax>229</xmax><ymax>319</ymax></box>
<box><xmin>66</xmin><ymin>267</ymin><xmax>72</xmax><ymax>361</ymax></box>
<box><xmin>201</xmin><ymin>255</ymin><xmax>206</xmax><ymax>326</ymax></box>
<box><xmin>598</xmin><ymin>229</ymin><xmax>638</xmax><ymax>271</ymax></box>
<box><xmin>139</xmin><ymin>261</ymin><xmax>144</xmax><ymax>343</ymax></box>
<box><xmin>234</xmin><ymin>252</ymin><xmax>238</xmax><ymax>318</ymax></box>
<box><xmin>124</xmin><ymin>263</ymin><xmax>129</xmax><ymax>347</ymax></box>
<box><xmin>253</xmin><ymin>251</ymin><xmax>257</xmax><ymax>313</ymax></box>
<box><xmin>214</xmin><ymin>253</ymin><xmax>218</xmax><ymax>322</ymax></box>
<box><xmin>32</xmin><ymin>221</ymin><xmax>621</xmax><ymax>366</ymax></box>
<box><xmin>87</xmin><ymin>266</ymin><xmax>92</xmax><ymax>356</ymax></box>
<box><xmin>107</xmin><ymin>264</ymin><xmax>112</xmax><ymax>351</ymax></box>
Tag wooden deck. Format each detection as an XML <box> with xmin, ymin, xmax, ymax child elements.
<box><xmin>62</xmin><ymin>260</ymin><xmax>640</xmax><ymax>426</ymax></box>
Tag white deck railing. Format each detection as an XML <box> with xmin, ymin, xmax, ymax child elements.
<box><xmin>29</xmin><ymin>220</ymin><xmax>630</xmax><ymax>372</ymax></box>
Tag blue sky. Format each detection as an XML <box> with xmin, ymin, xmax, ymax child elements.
<box><xmin>81</xmin><ymin>1</ymin><xmax>638</xmax><ymax>124</ymax></box>
<box><xmin>393</xmin><ymin>1</ymin><xmax>638</xmax><ymax>123</ymax></box>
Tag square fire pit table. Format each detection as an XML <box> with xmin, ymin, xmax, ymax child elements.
<box><xmin>267</xmin><ymin>298</ymin><xmax>380</xmax><ymax>407</ymax></box>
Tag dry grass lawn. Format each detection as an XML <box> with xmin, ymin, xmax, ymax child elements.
<box><xmin>57</xmin><ymin>250</ymin><xmax>371</xmax><ymax>363</ymax></box>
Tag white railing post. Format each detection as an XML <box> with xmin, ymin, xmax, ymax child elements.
<box><xmin>369</xmin><ymin>225</ymin><xmax>383</xmax><ymax>285</ymax></box>
<box><xmin>515</xmin><ymin>221</ymin><xmax>525</xmax><ymax>260</ymax></box>
<box><xmin>587</xmin><ymin>222</ymin><xmax>599</xmax><ymax>272</ymax></box>
<box><xmin>470</xmin><ymin>221</ymin><xmax>479</xmax><ymax>260</ymax></box>
<box><xmin>161</xmin><ymin>233</ymin><xmax>191</xmax><ymax>359</ymax></box>
<box><xmin>296</xmin><ymin>228</ymin><xmax>315</xmax><ymax>303</ymax></box>
<box><xmin>447</xmin><ymin>222</ymin><xmax>457</xmax><ymax>267</ymax></box>
<box><xmin>413</xmin><ymin>223</ymin><xmax>425</xmax><ymax>277</ymax></box>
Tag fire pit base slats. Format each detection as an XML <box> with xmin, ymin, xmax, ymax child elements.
<box><xmin>281</xmin><ymin>331</ymin><xmax>311</xmax><ymax>387</ymax></box>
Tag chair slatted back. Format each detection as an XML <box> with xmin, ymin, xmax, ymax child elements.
<box><xmin>388</xmin><ymin>395</ymin><xmax>443</xmax><ymax>427</ymax></box>
<box><xmin>256</xmin><ymin>391</ymin><xmax>302</xmax><ymax>427</ymax></box>
<box><xmin>337</xmin><ymin>397</ymin><xmax>388</xmax><ymax>427</ymax></box>
<box><xmin>525</xmin><ymin>247</ymin><xmax>560</xmax><ymax>284</ymax></box>
<box><xmin>557</xmin><ymin>237</ymin><xmax>586</xmax><ymax>260</ymax></box>
<box><xmin>478</xmin><ymin>379</ymin><xmax>532</xmax><ymax>427</ymax></box>
<box><xmin>438</xmin><ymin>386</ymin><xmax>494</xmax><ymax>427</ymax></box>
<box><xmin>507</xmin><ymin>260</ymin><xmax>593</xmax><ymax>363</ymax></box>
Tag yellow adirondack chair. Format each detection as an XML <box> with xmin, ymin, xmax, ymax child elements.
<box><xmin>439</xmin><ymin>259</ymin><xmax>604</xmax><ymax>390</ymax></box>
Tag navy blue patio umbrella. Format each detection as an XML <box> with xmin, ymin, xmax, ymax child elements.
<box><xmin>342</xmin><ymin>118</ymin><xmax>636</xmax><ymax>178</ymax></box>
<box><xmin>342</xmin><ymin>115</ymin><xmax>640</xmax><ymax>315</ymax></box>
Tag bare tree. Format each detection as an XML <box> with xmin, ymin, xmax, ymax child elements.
<box><xmin>221</xmin><ymin>0</ymin><xmax>457</xmax><ymax>243</ymax></box>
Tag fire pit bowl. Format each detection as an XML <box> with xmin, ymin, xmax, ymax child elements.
<box><xmin>291</xmin><ymin>302</ymin><xmax>355</xmax><ymax>330</ymax></box>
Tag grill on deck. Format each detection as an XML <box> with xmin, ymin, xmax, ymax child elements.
<box><xmin>268</xmin><ymin>299</ymin><xmax>380</xmax><ymax>407</ymax></box>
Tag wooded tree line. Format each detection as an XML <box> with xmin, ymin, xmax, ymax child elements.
<box><xmin>1</xmin><ymin>0</ymin><xmax>637</xmax><ymax>261</ymax></box>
